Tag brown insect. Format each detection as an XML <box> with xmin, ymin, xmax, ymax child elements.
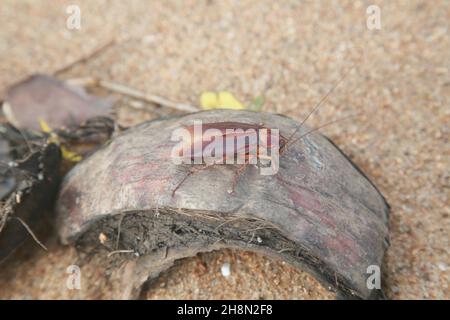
<box><xmin>170</xmin><ymin>121</ymin><xmax>284</xmax><ymax>194</ymax></box>
<box><xmin>172</xmin><ymin>67</ymin><xmax>358</xmax><ymax>196</ymax></box>
<box><xmin>171</xmin><ymin>115</ymin><xmax>356</xmax><ymax>197</ymax></box>
<box><xmin>178</xmin><ymin>122</ymin><xmax>287</xmax><ymax>161</ymax></box>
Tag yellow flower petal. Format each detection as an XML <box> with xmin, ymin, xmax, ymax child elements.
<box><xmin>39</xmin><ymin>118</ymin><xmax>59</xmax><ymax>144</ymax></box>
<box><xmin>61</xmin><ymin>145</ymin><xmax>82</xmax><ymax>162</ymax></box>
<box><xmin>200</xmin><ymin>91</ymin><xmax>219</xmax><ymax>110</ymax></box>
<box><xmin>39</xmin><ymin>118</ymin><xmax>52</xmax><ymax>133</ymax></box>
<box><xmin>39</xmin><ymin>118</ymin><xmax>81</xmax><ymax>162</ymax></box>
<box><xmin>217</xmin><ymin>91</ymin><xmax>245</xmax><ymax>109</ymax></box>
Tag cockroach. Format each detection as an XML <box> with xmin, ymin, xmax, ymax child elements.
<box><xmin>171</xmin><ymin>112</ymin><xmax>358</xmax><ymax>196</ymax></box>
<box><xmin>171</xmin><ymin>66</ymin><xmax>359</xmax><ymax>196</ymax></box>
<box><xmin>171</xmin><ymin>121</ymin><xmax>286</xmax><ymax>195</ymax></box>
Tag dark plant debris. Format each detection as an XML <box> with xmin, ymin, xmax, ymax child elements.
<box><xmin>0</xmin><ymin>124</ymin><xmax>61</xmax><ymax>263</ymax></box>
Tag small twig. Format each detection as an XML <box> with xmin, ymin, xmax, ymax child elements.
<box><xmin>98</xmin><ymin>80</ymin><xmax>199</xmax><ymax>112</ymax></box>
<box><xmin>115</xmin><ymin>214</ymin><xmax>124</xmax><ymax>250</ymax></box>
<box><xmin>248</xmin><ymin>232</ymin><xmax>255</xmax><ymax>244</ymax></box>
<box><xmin>107</xmin><ymin>249</ymin><xmax>134</xmax><ymax>257</ymax></box>
<box><xmin>214</xmin><ymin>216</ymin><xmax>245</xmax><ymax>232</ymax></box>
<box><xmin>54</xmin><ymin>39</ymin><xmax>116</xmax><ymax>75</ymax></box>
<box><xmin>66</xmin><ymin>77</ymin><xmax>199</xmax><ymax>113</ymax></box>
<box><xmin>213</xmin><ymin>238</ymin><xmax>225</xmax><ymax>246</ymax></box>
<box><xmin>0</xmin><ymin>204</ymin><xmax>10</xmax><ymax>233</ymax></box>
<box><xmin>13</xmin><ymin>216</ymin><xmax>48</xmax><ymax>251</ymax></box>
<box><xmin>127</xmin><ymin>100</ymin><xmax>165</xmax><ymax>115</ymax></box>
<box><xmin>243</xmin><ymin>222</ymin><xmax>276</xmax><ymax>233</ymax></box>
<box><xmin>277</xmin><ymin>248</ymin><xmax>296</xmax><ymax>254</ymax></box>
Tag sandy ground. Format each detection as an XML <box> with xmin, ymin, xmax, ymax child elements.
<box><xmin>0</xmin><ymin>0</ymin><xmax>448</xmax><ymax>299</ymax></box>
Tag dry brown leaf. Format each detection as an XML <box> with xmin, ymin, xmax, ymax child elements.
<box><xmin>3</xmin><ymin>74</ymin><xmax>115</xmax><ymax>132</ymax></box>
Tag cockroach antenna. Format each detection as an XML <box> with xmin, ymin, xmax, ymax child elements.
<box><xmin>288</xmin><ymin>112</ymin><xmax>363</xmax><ymax>147</ymax></box>
<box><xmin>282</xmin><ymin>64</ymin><xmax>358</xmax><ymax>152</ymax></box>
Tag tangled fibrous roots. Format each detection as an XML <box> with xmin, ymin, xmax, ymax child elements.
<box><xmin>0</xmin><ymin>124</ymin><xmax>61</xmax><ymax>263</ymax></box>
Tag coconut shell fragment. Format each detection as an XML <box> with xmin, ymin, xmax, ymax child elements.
<box><xmin>0</xmin><ymin>124</ymin><xmax>61</xmax><ymax>263</ymax></box>
<box><xmin>3</xmin><ymin>74</ymin><xmax>114</xmax><ymax>132</ymax></box>
<box><xmin>56</xmin><ymin>110</ymin><xmax>389</xmax><ymax>299</ymax></box>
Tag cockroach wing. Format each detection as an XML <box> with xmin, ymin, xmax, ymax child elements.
<box><xmin>56</xmin><ymin>110</ymin><xmax>389</xmax><ymax>299</ymax></box>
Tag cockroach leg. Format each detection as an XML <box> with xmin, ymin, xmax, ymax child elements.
<box><xmin>228</xmin><ymin>164</ymin><xmax>248</xmax><ymax>195</ymax></box>
<box><xmin>172</xmin><ymin>164</ymin><xmax>211</xmax><ymax>197</ymax></box>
